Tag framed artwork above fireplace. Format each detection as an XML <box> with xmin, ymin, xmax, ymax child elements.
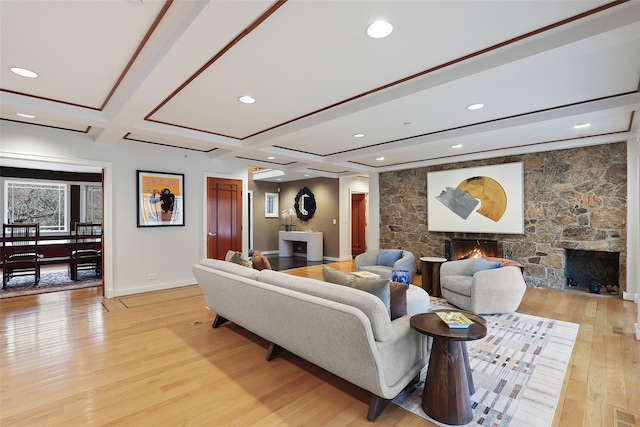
<box><xmin>428</xmin><ymin>162</ymin><xmax>524</xmax><ymax>234</ymax></box>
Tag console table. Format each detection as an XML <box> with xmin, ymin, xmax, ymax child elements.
<box><xmin>278</xmin><ymin>231</ymin><xmax>323</xmax><ymax>262</ymax></box>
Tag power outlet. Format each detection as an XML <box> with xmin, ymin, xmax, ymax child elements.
<box><xmin>148</xmin><ymin>273</ymin><xmax>158</xmax><ymax>280</ymax></box>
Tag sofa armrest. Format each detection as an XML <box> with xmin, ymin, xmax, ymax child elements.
<box><xmin>355</xmin><ymin>250</ymin><xmax>379</xmax><ymax>270</ymax></box>
<box><xmin>376</xmin><ymin>316</ymin><xmax>431</xmax><ymax>393</ymax></box>
<box><xmin>470</xmin><ymin>266</ymin><xmax>527</xmax><ymax>314</ymax></box>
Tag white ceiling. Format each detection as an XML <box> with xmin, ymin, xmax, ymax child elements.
<box><xmin>1</xmin><ymin>0</ymin><xmax>639</xmax><ymax>182</ymax></box>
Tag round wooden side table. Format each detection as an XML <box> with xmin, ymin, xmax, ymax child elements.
<box><xmin>420</xmin><ymin>256</ymin><xmax>447</xmax><ymax>297</ymax></box>
<box><xmin>410</xmin><ymin>309</ymin><xmax>487</xmax><ymax>425</ymax></box>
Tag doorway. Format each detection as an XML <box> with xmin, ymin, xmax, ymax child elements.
<box><xmin>0</xmin><ymin>155</ymin><xmax>111</xmax><ymax>297</ymax></box>
<box><xmin>206</xmin><ymin>177</ymin><xmax>243</xmax><ymax>260</ymax></box>
<box><xmin>351</xmin><ymin>192</ymin><xmax>367</xmax><ymax>257</ymax></box>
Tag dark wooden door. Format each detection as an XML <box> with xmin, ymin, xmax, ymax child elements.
<box><xmin>351</xmin><ymin>193</ymin><xmax>366</xmax><ymax>257</ymax></box>
<box><xmin>207</xmin><ymin>177</ymin><xmax>242</xmax><ymax>260</ymax></box>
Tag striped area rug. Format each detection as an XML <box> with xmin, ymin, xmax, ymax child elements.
<box><xmin>393</xmin><ymin>311</ymin><xmax>579</xmax><ymax>427</ymax></box>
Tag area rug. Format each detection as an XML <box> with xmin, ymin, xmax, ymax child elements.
<box><xmin>393</xmin><ymin>308</ymin><xmax>579</xmax><ymax>427</ymax></box>
<box><xmin>0</xmin><ymin>269</ymin><xmax>101</xmax><ymax>298</ymax></box>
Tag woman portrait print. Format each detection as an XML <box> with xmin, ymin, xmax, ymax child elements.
<box><xmin>150</xmin><ymin>188</ymin><xmax>175</xmax><ymax>213</ymax></box>
<box><xmin>139</xmin><ymin>172</ymin><xmax>184</xmax><ymax>226</ymax></box>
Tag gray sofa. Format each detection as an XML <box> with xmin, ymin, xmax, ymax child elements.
<box><xmin>192</xmin><ymin>258</ymin><xmax>431</xmax><ymax>421</ymax></box>
<box><xmin>354</xmin><ymin>250</ymin><xmax>417</xmax><ymax>283</ymax></box>
<box><xmin>440</xmin><ymin>258</ymin><xmax>527</xmax><ymax>314</ymax></box>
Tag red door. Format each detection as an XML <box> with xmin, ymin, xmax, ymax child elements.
<box><xmin>351</xmin><ymin>193</ymin><xmax>366</xmax><ymax>257</ymax></box>
<box><xmin>207</xmin><ymin>177</ymin><xmax>242</xmax><ymax>260</ymax></box>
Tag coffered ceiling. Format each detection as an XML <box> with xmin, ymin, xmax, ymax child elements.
<box><xmin>1</xmin><ymin>0</ymin><xmax>639</xmax><ymax>181</ymax></box>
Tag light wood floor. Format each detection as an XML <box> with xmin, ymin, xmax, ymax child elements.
<box><xmin>1</xmin><ymin>260</ymin><xmax>638</xmax><ymax>426</ymax></box>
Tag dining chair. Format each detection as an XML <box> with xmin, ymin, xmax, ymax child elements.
<box><xmin>69</xmin><ymin>222</ymin><xmax>102</xmax><ymax>280</ymax></box>
<box><xmin>2</xmin><ymin>223</ymin><xmax>42</xmax><ymax>288</ymax></box>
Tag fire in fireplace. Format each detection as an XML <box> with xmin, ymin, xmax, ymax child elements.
<box><xmin>445</xmin><ymin>239</ymin><xmax>498</xmax><ymax>261</ymax></box>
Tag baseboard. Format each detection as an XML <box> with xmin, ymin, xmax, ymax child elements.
<box><xmin>113</xmin><ymin>280</ymin><xmax>196</xmax><ymax>297</ymax></box>
<box><xmin>325</xmin><ymin>256</ymin><xmax>350</xmax><ymax>262</ymax></box>
<box><xmin>259</xmin><ymin>250</ymin><xmax>279</xmax><ymax>255</ymax></box>
<box><xmin>623</xmin><ymin>291</ymin><xmax>638</xmax><ymax>302</ymax></box>
<box><xmin>635</xmin><ymin>323</ymin><xmax>640</xmax><ymax>341</ymax></box>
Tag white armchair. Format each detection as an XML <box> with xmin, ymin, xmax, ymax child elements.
<box><xmin>355</xmin><ymin>249</ymin><xmax>417</xmax><ymax>283</ymax></box>
<box><xmin>440</xmin><ymin>258</ymin><xmax>526</xmax><ymax>314</ymax></box>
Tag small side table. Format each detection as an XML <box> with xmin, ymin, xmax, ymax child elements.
<box><xmin>410</xmin><ymin>310</ymin><xmax>487</xmax><ymax>425</ymax></box>
<box><xmin>420</xmin><ymin>257</ymin><xmax>447</xmax><ymax>297</ymax></box>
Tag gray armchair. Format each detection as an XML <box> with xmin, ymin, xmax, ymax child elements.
<box><xmin>440</xmin><ymin>258</ymin><xmax>526</xmax><ymax>314</ymax></box>
<box><xmin>354</xmin><ymin>249</ymin><xmax>417</xmax><ymax>283</ymax></box>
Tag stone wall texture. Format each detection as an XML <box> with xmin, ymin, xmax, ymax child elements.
<box><xmin>379</xmin><ymin>142</ymin><xmax>627</xmax><ymax>291</ymax></box>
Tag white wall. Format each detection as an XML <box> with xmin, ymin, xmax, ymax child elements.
<box><xmin>1</xmin><ymin>121</ymin><xmax>248</xmax><ymax>297</ymax></box>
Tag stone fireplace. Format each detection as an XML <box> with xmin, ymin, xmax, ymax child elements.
<box><xmin>378</xmin><ymin>142</ymin><xmax>627</xmax><ymax>292</ymax></box>
<box><xmin>445</xmin><ymin>239</ymin><xmax>498</xmax><ymax>261</ymax></box>
<box><xmin>565</xmin><ymin>249</ymin><xmax>620</xmax><ymax>294</ymax></box>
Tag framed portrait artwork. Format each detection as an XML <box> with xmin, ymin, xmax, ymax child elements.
<box><xmin>137</xmin><ymin>170</ymin><xmax>185</xmax><ymax>227</ymax></box>
<box><xmin>265</xmin><ymin>192</ymin><xmax>279</xmax><ymax>217</ymax></box>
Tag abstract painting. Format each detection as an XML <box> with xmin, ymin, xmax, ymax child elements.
<box><xmin>428</xmin><ymin>163</ymin><xmax>523</xmax><ymax>233</ymax></box>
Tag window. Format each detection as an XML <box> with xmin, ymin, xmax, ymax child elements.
<box><xmin>5</xmin><ymin>180</ymin><xmax>67</xmax><ymax>232</ymax></box>
<box><xmin>85</xmin><ymin>185</ymin><xmax>103</xmax><ymax>224</ymax></box>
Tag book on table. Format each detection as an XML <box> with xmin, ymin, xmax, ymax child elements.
<box><xmin>351</xmin><ymin>271</ymin><xmax>381</xmax><ymax>279</ymax></box>
<box><xmin>436</xmin><ymin>311</ymin><xmax>474</xmax><ymax>328</ymax></box>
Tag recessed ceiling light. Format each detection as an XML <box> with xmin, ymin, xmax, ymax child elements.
<box><xmin>467</xmin><ymin>103</ymin><xmax>484</xmax><ymax>110</ymax></box>
<box><xmin>451</xmin><ymin>144</ymin><xmax>463</xmax><ymax>148</ymax></box>
<box><xmin>376</xmin><ymin>156</ymin><xmax>385</xmax><ymax>161</ymax></box>
<box><xmin>304</xmin><ymin>174</ymin><xmax>310</xmax><ymax>177</ymax></box>
<box><xmin>266</xmin><ymin>156</ymin><xmax>275</xmax><ymax>160</ymax></box>
<box><xmin>10</xmin><ymin>67</ymin><xmax>38</xmax><ymax>78</ymax></box>
<box><xmin>366</xmin><ymin>21</ymin><xmax>393</xmax><ymax>39</ymax></box>
<box><xmin>16</xmin><ymin>113</ymin><xmax>36</xmax><ymax>119</ymax></box>
<box><xmin>238</xmin><ymin>95</ymin><xmax>256</xmax><ymax>104</ymax></box>
<box><xmin>353</xmin><ymin>133</ymin><xmax>365</xmax><ymax>138</ymax></box>
<box><xmin>573</xmin><ymin>123</ymin><xmax>591</xmax><ymax>129</ymax></box>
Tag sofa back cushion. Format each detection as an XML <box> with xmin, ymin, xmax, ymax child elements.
<box><xmin>257</xmin><ymin>269</ymin><xmax>393</xmax><ymax>342</ymax></box>
<box><xmin>199</xmin><ymin>258</ymin><xmax>260</xmax><ymax>281</ymax></box>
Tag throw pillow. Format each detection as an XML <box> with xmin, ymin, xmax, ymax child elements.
<box><xmin>322</xmin><ymin>265</ymin><xmax>391</xmax><ymax>317</ymax></box>
<box><xmin>225</xmin><ymin>250</ymin><xmax>252</xmax><ymax>268</ymax></box>
<box><xmin>251</xmin><ymin>251</ymin><xmax>272</xmax><ymax>271</ymax></box>
<box><xmin>471</xmin><ymin>258</ymin><xmax>502</xmax><ymax>275</ymax></box>
<box><xmin>349</xmin><ymin>276</ymin><xmax>391</xmax><ymax>316</ymax></box>
<box><xmin>377</xmin><ymin>249</ymin><xmax>404</xmax><ymax>267</ymax></box>
<box><xmin>321</xmin><ymin>264</ymin><xmax>353</xmax><ymax>286</ymax></box>
<box><xmin>389</xmin><ymin>281</ymin><xmax>408</xmax><ymax>320</ymax></box>
<box><xmin>483</xmin><ymin>256</ymin><xmax>525</xmax><ymax>271</ymax></box>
